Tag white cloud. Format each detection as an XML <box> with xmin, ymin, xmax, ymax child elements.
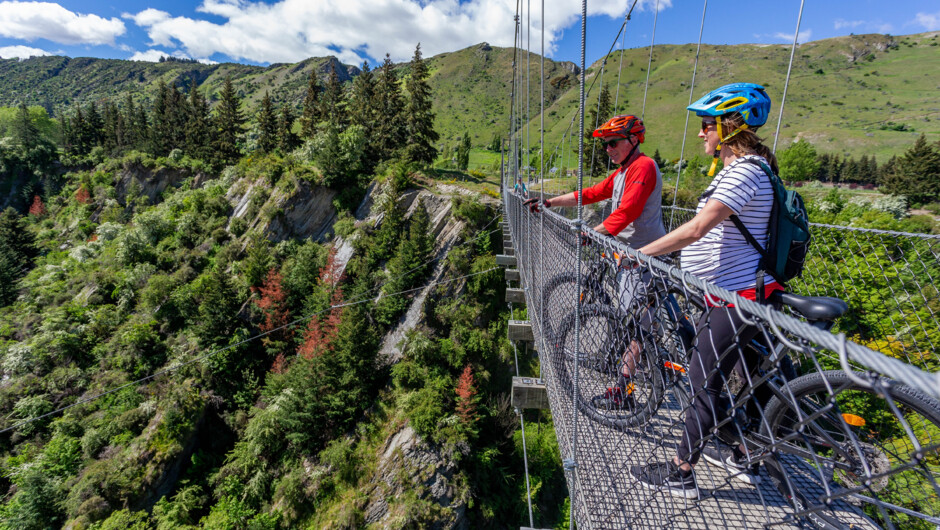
<box><xmin>912</xmin><ymin>11</ymin><xmax>940</xmax><ymax>31</ymax></box>
<box><xmin>834</xmin><ymin>19</ymin><xmax>864</xmax><ymax>30</ymax></box>
<box><xmin>128</xmin><ymin>0</ymin><xmax>671</xmax><ymax>64</ymax></box>
<box><xmin>0</xmin><ymin>43</ymin><xmax>50</xmax><ymax>58</ymax></box>
<box><xmin>774</xmin><ymin>29</ymin><xmax>812</xmax><ymax>43</ymax></box>
<box><xmin>0</xmin><ymin>1</ymin><xmax>125</xmax><ymax>45</ymax></box>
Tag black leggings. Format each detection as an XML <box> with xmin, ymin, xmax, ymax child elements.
<box><xmin>677</xmin><ymin>306</ymin><xmax>761</xmax><ymax>465</ymax></box>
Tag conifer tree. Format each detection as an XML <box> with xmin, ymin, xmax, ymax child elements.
<box><xmin>584</xmin><ymin>85</ymin><xmax>613</xmax><ymax>177</ymax></box>
<box><xmin>213</xmin><ymin>76</ymin><xmax>245</xmax><ymax>166</ymax></box>
<box><xmin>256</xmin><ymin>92</ymin><xmax>278</xmax><ymax>154</ymax></box>
<box><xmin>349</xmin><ymin>61</ymin><xmax>376</xmax><ymax>129</ymax></box>
<box><xmin>816</xmin><ymin>153</ymin><xmax>831</xmax><ymax>182</ymax></box>
<box><xmin>826</xmin><ymin>154</ymin><xmax>843</xmax><ymax>184</ymax></box>
<box><xmin>12</xmin><ymin>104</ymin><xmax>39</xmax><ymax>152</ymax></box>
<box><xmin>300</xmin><ymin>68</ymin><xmax>322</xmax><ymax>139</ymax></box>
<box><xmin>198</xmin><ymin>260</ymin><xmax>240</xmax><ymax>346</ymax></box>
<box><xmin>320</xmin><ymin>62</ymin><xmax>347</xmax><ymax>129</ymax></box>
<box><xmin>373</xmin><ymin>54</ymin><xmax>406</xmax><ymax>161</ymax></box>
<box><xmin>455</xmin><ymin>364</ymin><xmax>479</xmax><ymax>430</ymax></box>
<box><xmin>84</xmin><ymin>101</ymin><xmax>104</xmax><ymax>148</ymax></box>
<box><xmin>150</xmin><ymin>81</ymin><xmax>171</xmax><ymax>154</ymax></box>
<box><xmin>456</xmin><ymin>132</ymin><xmax>471</xmax><ymax>170</ymax></box>
<box><xmin>276</xmin><ymin>104</ymin><xmax>300</xmax><ymax>153</ymax></box>
<box><xmin>403</xmin><ymin>44</ymin><xmax>439</xmax><ymax>165</ymax></box>
<box><xmin>185</xmin><ymin>84</ymin><xmax>212</xmax><ymax>161</ymax></box>
<box><xmin>880</xmin><ymin>134</ymin><xmax>940</xmax><ymax>203</ymax></box>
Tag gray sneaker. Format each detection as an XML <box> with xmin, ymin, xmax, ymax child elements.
<box><xmin>702</xmin><ymin>443</ymin><xmax>761</xmax><ymax>485</ymax></box>
<box><xmin>631</xmin><ymin>461</ymin><xmax>699</xmax><ymax>499</ymax></box>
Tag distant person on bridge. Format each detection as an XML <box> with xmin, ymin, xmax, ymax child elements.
<box><xmin>524</xmin><ymin>114</ymin><xmax>667</xmax><ymax>412</ymax></box>
<box><xmin>628</xmin><ymin>83</ymin><xmax>783</xmax><ymax>499</ymax></box>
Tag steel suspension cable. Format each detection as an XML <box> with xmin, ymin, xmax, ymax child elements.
<box><xmin>641</xmin><ymin>0</ymin><xmax>660</xmax><ymax>119</ymax></box>
<box><xmin>668</xmin><ymin>0</ymin><xmax>709</xmax><ymax>230</ymax></box>
<box><xmin>773</xmin><ymin>0</ymin><xmax>806</xmax><ymax>153</ymax></box>
<box><xmin>569</xmin><ymin>0</ymin><xmax>588</xmax><ymax>526</ymax></box>
<box><xmin>606</xmin><ymin>12</ymin><xmax>630</xmax><ymax>175</ymax></box>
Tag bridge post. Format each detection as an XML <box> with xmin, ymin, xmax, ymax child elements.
<box><xmin>496</xmin><ymin>254</ymin><xmax>517</xmax><ymax>267</ymax></box>
<box><xmin>511</xmin><ymin>377</ymin><xmax>549</xmax><ymax>409</ymax></box>
<box><xmin>504</xmin><ymin>269</ymin><xmax>521</xmax><ymax>282</ymax></box>
<box><xmin>506</xmin><ymin>288</ymin><xmax>526</xmax><ymax>304</ymax></box>
<box><xmin>508</xmin><ymin>320</ymin><xmax>534</xmax><ymax>342</ymax></box>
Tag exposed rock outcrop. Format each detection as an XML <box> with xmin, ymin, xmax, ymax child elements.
<box><xmin>362</xmin><ymin>425</ymin><xmax>468</xmax><ymax>529</ymax></box>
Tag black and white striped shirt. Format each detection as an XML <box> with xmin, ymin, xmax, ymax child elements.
<box><xmin>680</xmin><ymin>155</ymin><xmax>774</xmax><ymax>291</ymax></box>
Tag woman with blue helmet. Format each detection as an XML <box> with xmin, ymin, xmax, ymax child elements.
<box><xmin>628</xmin><ymin>83</ymin><xmax>782</xmax><ymax>499</ymax></box>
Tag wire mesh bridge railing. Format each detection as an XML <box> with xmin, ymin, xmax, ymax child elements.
<box><xmin>503</xmin><ymin>191</ymin><xmax>940</xmax><ymax>529</ymax></box>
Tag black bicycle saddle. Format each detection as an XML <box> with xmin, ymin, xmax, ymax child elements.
<box><xmin>770</xmin><ymin>291</ymin><xmax>849</xmax><ymax>322</ymax></box>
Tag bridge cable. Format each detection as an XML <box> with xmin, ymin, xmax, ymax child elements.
<box><xmin>569</xmin><ymin>0</ymin><xmax>588</xmax><ymax>525</ymax></box>
<box><xmin>667</xmin><ymin>0</ymin><xmax>709</xmax><ymax>231</ymax></box>
<box><xmin>604</xmin><ymin>8</ymin><xmax>637</xmax><ymax>177</ymax></box>
<box><xmin>641</xmin><ymin>0</ymin><xmax>660</xmax><ymax>119</ymax></box>
<box><xmin>772</xmin><ymin>0</ymin><xmax>806</xmax><ymax>153</ymax></box>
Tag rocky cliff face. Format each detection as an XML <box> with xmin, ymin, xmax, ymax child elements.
<box><xmin>362</xmin><ymin>425</ymin><xmax>468</xmax><ymax>529</ymax></box>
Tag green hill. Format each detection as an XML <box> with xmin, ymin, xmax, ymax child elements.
<box><xmin>2</xmin><ymin>32</ymin><xmax>938</xmax><ymax>161</ymax></box>
<box><xmin>530</xmin><ymin>32</ymin><xmax>940</xmax><ymax>164</ymax></box>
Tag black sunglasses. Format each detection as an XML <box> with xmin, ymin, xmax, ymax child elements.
<box><xmin>701</xmin><ymin>119</ymin><xmax>717</xmax><ymax>131</ymax></box>
<box><xmin>602</xmin><ymin>138</ymin><xmax>622</xmax><ymax>149</ymax></box>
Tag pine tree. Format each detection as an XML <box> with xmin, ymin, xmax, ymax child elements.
<box><xmin>185</xmin><ymin>84</ymin><xmax>212</xmax><ymax>161</ymax></box>
<box><xmin>197</xmin><ymin>260</ymin><xmax>239</xmax><ymax>346</ymax></box>
<box><xmin>827</xmin><ymin>154</ymin><xmax>843</xmax><ymax>184</ymax></box>
<box><xmin>150</xmin><ymin>81</ymin><xmax>171</xmax><ymax>154</ymax></box>
<box><xmin>880</xmin><ymin>134</ymin><xmax>940</xmax><ymax>203</ymax></box>
<box><xmin>276</xmin><ymin>104</ymin><xmax>300</xmax><ymax>153</ymax></box>
<box><xmin>403</xmin><ymin>44</ymin><xmax>439</xmax><ymax>165</ymax></box>
<box><xmin>584</xmin><ymin>85</ymin><xmax>613</xmax><ymax>177</ymax></box>
<box><xmin>816</xmin><ymin>153</ymin><xmax>830</xmax><ymax>182</ymax></box>
<box><xmin>84</xmin><ymin>101</ymin><xmax>104</xmax><ymax>149</ymax></box>
<box><xmin>101</xmin><ymin>100</ymin><xmax>118</xmax><ymax>152</ymax></box>
<box><xmin>213</xmin><ymin>76</ymin><xmax>245</xmax><ymax>166</ymax></box>
<box><xmin>348</xmin><ymin>61</ymin><xmax>376</xmax><ymax>129</ymax></box>
<box><xmin>320</xmin><ymin>62</ymin><xmax>347</xmax><ymax>129</ymax></box>
<box><xmin>12</xmin><ymin>104</ymin><xmax>40</xmax><ymax>151</ymax></box>
<box><xmin>300</xmin><ymin>68</ymin><xmax>322</xmax><ymax>139</ymax></box>
<box><xmin>456</xmin><ymin>132</ymin><xmax>471</xmax><ymax>170</ymax></box>
<box><xmin>373</xmin><ymin>54</ymin><xmax>406</xmax><ymax>161</ymax></box>
<box><xmin>455</xmin><ymin>364</ymin><xmax>479</xmax><ymax>429</ymax></box>
<box><xmin>253</xmin><ymin>267</ymin><xmax>292</xmax><ymax>366</ymax></box>
<box><xmin>256</xmin><ymin>91</ymin><xmax>278</xmax><ymax>154</ymax></box>
<box><xmin>842</xmin><ymin>156</ymin><xmax>860</xmax><ymax>184</ymax></box>
<box><xmin>27</xmin><ymin>195</ymin><xmax>46</xmax><ymax>217</ymax></box>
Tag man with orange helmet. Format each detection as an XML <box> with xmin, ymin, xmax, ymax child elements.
<box><xmin>524</xmin><ymin>114</ymin><xmax>665</xmax><ymax>247</ymax></box>
<box><xmin>524</xmin><ymin>114</ymin><xmax>666</xmax><ymax>411</ymax></box>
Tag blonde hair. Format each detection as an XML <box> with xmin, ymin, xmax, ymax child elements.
<box><xmin>720</xmin><ymin>112</ymin><xmax>779</xmax><ymax>174</ymax></box>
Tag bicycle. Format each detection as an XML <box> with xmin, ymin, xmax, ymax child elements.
<box><xmin>547</xmin><ymin>268</ymin><xmax>940</xmax><ymax>529</ymax></box>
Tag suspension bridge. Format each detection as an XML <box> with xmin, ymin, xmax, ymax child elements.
<box><xmin>500</xmin><ymin>1</ymin><xmax>940</xmax><ymax>528</ymax></box>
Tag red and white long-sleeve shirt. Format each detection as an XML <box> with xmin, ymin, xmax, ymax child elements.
<box><xmin>574</xmin><ymin>154</ymin><xmax>666</xmax><ymax>248</ymax></box>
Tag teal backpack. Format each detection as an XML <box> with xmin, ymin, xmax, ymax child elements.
<box><xmin>730</xmin><ymin>159</ymin><xmax>811</xmax><ymax>286</ymax></box>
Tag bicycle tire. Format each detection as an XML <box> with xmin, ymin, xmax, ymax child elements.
<box><xmin>762</xmin><ymin>370</ymin><xmax>940</xmax><ymax>530</ymax></box>
<box><xmin>540</xmin><ymin>272</ymin><xmax>612</xmax><ymax>341</ymax></box>
<box><xmin>551</xmin><ymin>304</ymin><xmax>666</xmax><ymax>429</ymax></box>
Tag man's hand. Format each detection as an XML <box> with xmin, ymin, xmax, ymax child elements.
<box><xmin>522</xmin><ymin>197</ymin><xmax>551</xmax><ymax>213</ymax></box>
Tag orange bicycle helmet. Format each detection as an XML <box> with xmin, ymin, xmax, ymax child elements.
<box><xmin>593</xmin><ymin>115</ymin><xmax>645</xmax><ymax>143</ymax></box>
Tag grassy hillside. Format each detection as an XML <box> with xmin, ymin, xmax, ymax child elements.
<box><xmin>530</xmin><ymin>32</ymin><xmax>940</xmax><ymax>169</ymax></box>
<box><xmin>2</xmin><ymin>32</ymin><xmax>938</xmax><ymax>162</ymax></box>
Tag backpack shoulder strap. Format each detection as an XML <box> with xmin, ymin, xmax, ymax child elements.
<box><xmin>729</xmin><ymin>158</ymin><xmax>787</xmax><ymax>286</ymax></box>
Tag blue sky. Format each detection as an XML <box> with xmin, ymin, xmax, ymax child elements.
<box><xmin>0</xmin><ymin>0</ymin><xmax>937</xmax><ymax>66</ymax></box>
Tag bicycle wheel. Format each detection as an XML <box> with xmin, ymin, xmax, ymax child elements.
<box><xmin>762</xmin><ymin>370</ymin><xmax>940</xmax><ymax>530</ymax></box>
<box><xmin>551</xmin><ymin>304</ymin><xmax>666</xmax><ymax>429</ymax></box>
<box><xmin>540</xmin><ymin>272</ymin><xmax>612</xmax><ymax>341</ymax></box>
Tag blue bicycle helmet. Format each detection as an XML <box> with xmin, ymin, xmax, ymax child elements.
<box><xmin>687</xmin><ymin>83</ymin><xmax>771</xmax><ymax>127</ymax></box>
